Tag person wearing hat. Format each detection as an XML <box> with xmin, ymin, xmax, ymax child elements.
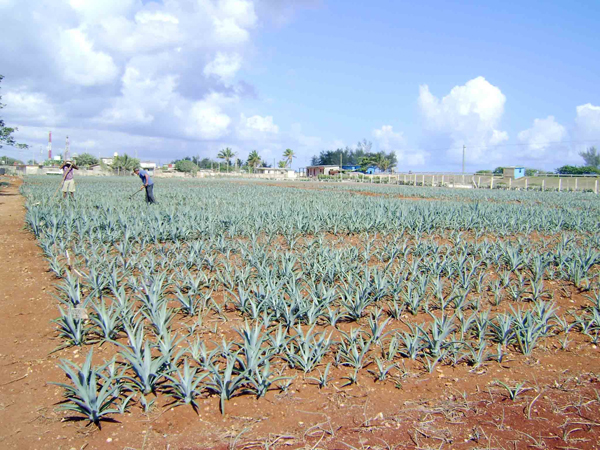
<box><xmin>133</xmin><ymin>167</ymin><xmax>157</xmax><ymax>204</ymax></box>
<box><xmin>60</xmin><ymin>160</ymin><xmax>79</xmax><ymax>199</ymax></box>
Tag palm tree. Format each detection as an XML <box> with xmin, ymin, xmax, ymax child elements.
<box><xmin>283</xmin><ymin>148</ymin><xmax>295</xmax><ymax>168</ymax></box>
<box><xmin>247</xmin><ymin>150</ymin><xmax>261</xmax><ymax>172</ymax></box>
<box><xmin>277</xmin><ymin>160</ymin><xmax>287</xmax><ymax>168</ymax></box>
<box><xmin>111</xmin><ymin>154</ymin><xmax>140</xmax><ymax>174</ymax></box>
<box><xmin>217</xmin><ymin>147</ymin><xmax>236</xmax><ymax>172</ymax></box>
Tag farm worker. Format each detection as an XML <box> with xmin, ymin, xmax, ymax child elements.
<box><xmin>60</xmin><ymin>160</ymin><xmax>78</xmax><ymax>199</ymax></box>
<box><xmin>133</xmin><ymin>167</ymin><xmax>157</xmax><ymax>204</ymax></box>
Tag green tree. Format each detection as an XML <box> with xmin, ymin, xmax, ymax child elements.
<box><xmin>525</xmin><ymin>168</ymin><xmax>540</xmax><ymax>176</ymax></box>
<box><xmin>283</xmin><ymin>148</ymin><xmax>295</xmax><ymax>167</ymax></box>
<box><xmin>0</xmin><ymin>75</ymin><xmax>28</xmax><ymax>151</ymax></box>
<box><xmin>217</xmin><ymin>147</ymin><xmax>236</xmax><ymax>172</ymax></box>
<box><xmin>75</xmin><ymin>153</ymin><xmax>99</xmax><ymax>167</ymax></box>
<box><xmin>555</xmin><ymin>165</ymin><xmax>600</xmax><ymax>175</ymax></box>
<box><xmin>358</xmin><ymin>151</ymin><xmax>396</xmax><ymax>173</ymax></box>
<box><xmin>580</xmin><ymin>146</ymin><xmax>600</xmax><ymax>168</ymax></box>
<box><xmin>493</xmin><ymin>167</ymin><xmax>504</xmax><ymax>174</ymax></box>
<box><xmin>277</xmin><ymin>160</ymin><xmax>287</xmax><ymax>168</ymax></box>
<box><xmin>310</xmin><ymin>139</ymin><xmax>397</xmax><ymax>172</ymax></box>
<box><xmin>0</xmin><ymin>155</ymin><xmax>24</xmax><ymax>165</ymax></box>
<box><xmin>175</xmin><ymin>159</ymin><xmax>199</xmax><ymax>173</ymax></box>
<box><xmin>247</xmin><ymin>150</ymin><xmax>261</xmax><ymax>172</ymax></box>
<box><xmin>111</xmin><ymin>154</ymin><xmax>140</xmax><ymax>173</ymax></box>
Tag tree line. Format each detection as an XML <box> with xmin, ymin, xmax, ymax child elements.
<box><xmin>171</xmin><ymin>148</ymin><xmax>296</xmax><ymax>173</ymax></box>
<box><xmin>310</xmin><ymin>139</ymin><xmax>397</xmax><ymax>172</ymax></box>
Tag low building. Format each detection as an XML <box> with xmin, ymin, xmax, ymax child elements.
<box><xmin>255</xmin><ymin>167</ymin><xmax>297</xmax><ymax>178</ymax></box>
<box><xmin>306</xmin><ymin>165</ymin><xmax>339</xmax><ymax>177</ymax></box>
<box><xmin>503</xmin><ymin>166</ymin><xmax>525</xmax><ymax>179</ymax></box>
<box><xmin>100</xmin><ymin>157</ymin><xmax>114</xmax><ymax>166</ymax></box>
<box><xmin>140</xmin><ymin>161</ymin><xmax>157</xmax><ymax>175</ymax></box>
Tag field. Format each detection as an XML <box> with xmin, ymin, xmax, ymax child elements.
<box><xmin>1</xmin><ymin>175</ymin><xmax>600</xmax><ymax>449</ymax></box>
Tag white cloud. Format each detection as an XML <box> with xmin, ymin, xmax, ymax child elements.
<box><xmin>58</xmin><ymin>28</ymin><xmax>119</xmax><ymax>86</ymax></box>
<box><xmin>517</xmin><ymin>116</ymin><xmax>567</xmax><ymax>159</ymax></box>
<box><xmin>574</xmin><ymin>103</ymin><xmax>600</xmax><ymax>143</ymax></box>
<box><xmin>180</xmin><ymin>94</ymin><xmax>232</xmax><ymax>140</ymax></box>
<box><xmin>3</xmin><ymin>89</ymin><xmax>61</xmax><ymax>125</ymax></box>
<box><xmin>373</xmin><ymin>125</ymin><xmax>405</xmax><ymax>150</ymax></box>
<box><xmin>204</xmin><ymin>52</ymin><xmax>243</xmax><ymax>82</ymax></box>
<box><xmin>135</xmin><ymin>11</ymin><xmax>179</xmax><ymax>25</ymax></box>
<box><xmin>0</xmin><ymin>0</ymin><xmax>326</xmax><ymax>164</ymax></box>
<box><xmin>373</xmin><ymin>125</ymin><xmax>426</xmax><ymax>166</ymax></box>
<box><xmin>97</xmin><ymin>65</ymin><xmax>178</xmax><ymax>125</ymax></box>
<box><xmin>237</xmin><ymin>113</ymin><xmax>279</xmax><ymax>140</ymax></box>
<box><xmin>69</xmin><ymin>0</ymin><xmax>139</xmax><ymax>22</ymax></box>
<box><xmin>419</xmin><ymin>76</ymin><xmax>508</xmax><ymax>163</ymax></box>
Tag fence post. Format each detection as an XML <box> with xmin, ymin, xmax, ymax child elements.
<box><xmin>596</xmin><ymin>179</ymin><xmax>598</xmax><ymax>194</ymax></box>
<box><xmin>432</xmin><ymin>175</ymin><xmax>435</xmax><ymax>186</ymax></box>
<box><xmin>524</xmin><ymin>178</ymin><xmax>528</xmax><ymax>190</ymax></box>
<box><xmin>490</xmin><ymin>177</ymin><xmax>494</xmax><ymax>189</ymax></box>
<box><xmin>575</xmin><ymin>177</ymin><xmax>578</xmax><ymax>191</ymax></box>
<box><xmin>509</xmin><ymin>178</ymin><xmax>512</xmax><ymax>189</ymax></box>
<box><xmin>478</xmin><ymin>176</ymin><xmax>481</xmax><ymax>187</ymax></box>
<box><xmin>558</xmin><ymin>178</ymin><xmax>562</xmax><ymax>192</ymax></box>
<box><xmin>441</xmin><ymin>175</ymin><xmax>444</xmax><ymax>186</ymax></box>
<box><xmin>541</xmin><ymin>179</ymin><xmax>544</xmax><ymax>191</ymax></box>
<box><xmin>462</xmin><ymin>175</ymin><xmax>465</xmax><ymax>184</ymax></box>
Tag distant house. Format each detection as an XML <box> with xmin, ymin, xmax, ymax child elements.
<box><xmin>255</xmin><ymin>167</ymin><xmax>297</xmax><ymax>178</ymax></box>
<box><xmin>306</xmin><ymin>165</ymin><xmax>339</xmax><ymax>177</ymax></box>
<box><xmin>140</xmin><ymin>161</ymin><xmax>157</xmax><ymax>175</ymax></box>
<box><xmin>100</xmin><ymin>157</ymin><xmax>114</xmax><ymax>166</ymax></box>
<box><xmin>503</xmin><ymin>166</ymin><xmax>525</xmax><ymax>179</ymax></box>
<box><xmin>365</xmin><ymin>166</ymin><xmax>381</xmax><ymax>175</ymax></box>
<box><xmin>341</xmin><ymin>164</ymin><xmax>381</xmax><ymax>174</ymax></box>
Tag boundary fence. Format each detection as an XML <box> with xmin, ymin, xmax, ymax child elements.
<box><xmin>301</xmin><ymin>172</ymin><xmax>600</xmax><ymax>193</ymax></box>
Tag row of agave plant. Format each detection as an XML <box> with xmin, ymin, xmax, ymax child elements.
<box><xmin>21</xmin><ymin>177</ymin><xmax>600</xmax><ymax>241</ymax></box>
<box><xmin>19</xmin><ymin>177</ymin><xmax>600</xmax><ymax>426</ymax></box>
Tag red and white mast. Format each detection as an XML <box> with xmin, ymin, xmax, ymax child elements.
<box><xmin>47</xmin><ymin>131</ymin><xmax>52</xmax><ymax>160</ymax></box>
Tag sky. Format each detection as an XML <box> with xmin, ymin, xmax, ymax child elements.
<box><xmin>1</xmin><ymin>0</ymin><xmax>599</xmax><ymax>172</ymax></box>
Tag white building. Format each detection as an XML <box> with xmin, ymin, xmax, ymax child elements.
<box><xmin>140</xmin><ymin>161</ymin><xmax>157</xmax><ymax>174</ymax></box>
<box><xmin>254</xmin><ymin>167</ymin><xmax>297</xmax><ymax>178</ymax></box>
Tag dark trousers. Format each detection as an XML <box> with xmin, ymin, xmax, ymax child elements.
<box><xmin>145</xmin><ymin>185</ymin><xmax>156</xmax><ymax>204</ymax></box>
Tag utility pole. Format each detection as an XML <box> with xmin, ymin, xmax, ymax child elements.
<box><xmin>462</xmin><ymin>145</ymin><xmax>466</xmax><ymax>174</ymax></box>
<box><xmin>65</xmin><ymin>136</ymin><xmax>70</xmax><ymax>161</ymax></box>
<box><xmin>48</xmin><ymin>131</ymin><xmax>52</xmax><ymax>161</ymax></box>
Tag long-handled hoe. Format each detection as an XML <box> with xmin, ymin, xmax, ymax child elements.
<box><xmin>53</xmin><ymin>168</ymin><xmax>70</xmax><ymax>198</ymax></box>
<box><xmin>129</xmin><ymin>187</ymin><xmax>144</xmax><ymax>200</ymax></box>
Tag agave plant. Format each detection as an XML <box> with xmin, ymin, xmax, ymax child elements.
<box><xmin>205</xmin><ymin>353</ymin><xmax>248</xmax><ymax>415</ymax></box>
<box><xmin>120</xmin><ymin>342</ymin><xmax>169</xmax><ymax>395</ymax></box>
<box><xmin>51</xmin><ymin>350</ymin><xmax>121</xmax><ymax>426</ymax></box>
<box><xmin>164</xmin><ymin>359</ymin><xmax>208</xmax><ymax>409</ymax></box>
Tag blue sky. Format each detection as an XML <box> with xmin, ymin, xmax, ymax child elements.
<box><xmin>1</xmin><ymin>0</ymin><xmax>599</xmax><ymax>171</ymax></box>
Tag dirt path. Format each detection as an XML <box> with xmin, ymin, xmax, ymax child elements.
<box><xmin>0</xmin><ymin>178</ymin><xmax>71</xmax><ymax>448</ymax></box>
